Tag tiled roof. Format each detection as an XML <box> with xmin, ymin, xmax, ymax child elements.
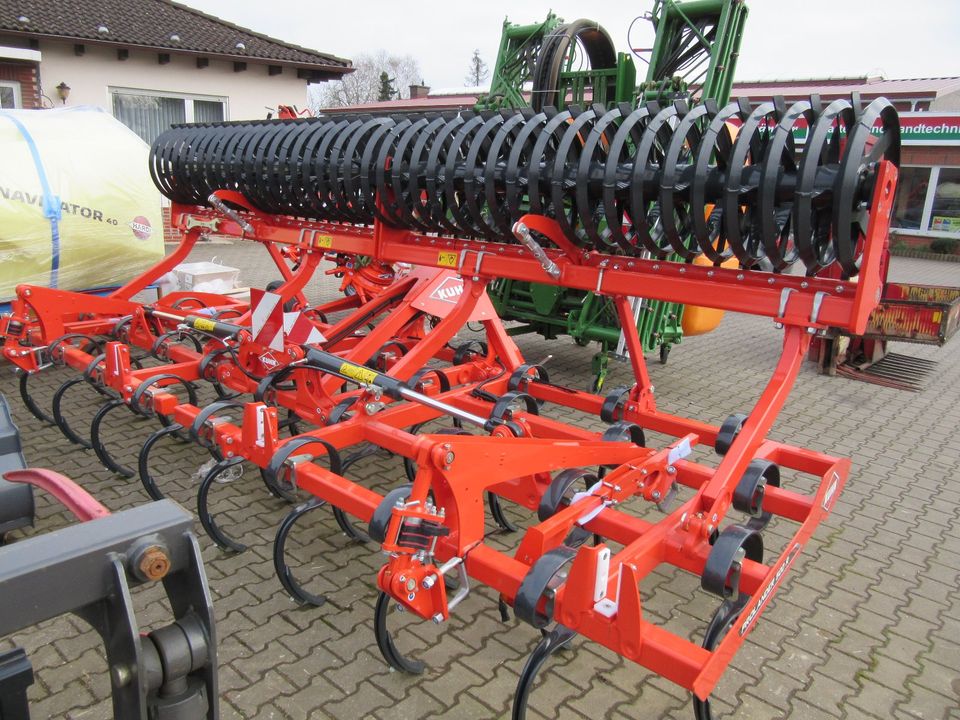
<box><xmin>0</xmin><ymin>0</ymin><xmax>351</xmax><ymax>74</ymax></box>
<box><xmin>324</xmin><ymin>76</ymin><xmax>960</xmax><ymax>113</ymax></box>
<box><xmin>731</xmin><ymin>76</ymin><xmax>960</xmax><ymax>99</ymax></box>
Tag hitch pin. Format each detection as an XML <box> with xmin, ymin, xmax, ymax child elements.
<box><xmin>513</xmin><ymin>222</ymin><xmax>561</xmax><ymax>280</ymax></box>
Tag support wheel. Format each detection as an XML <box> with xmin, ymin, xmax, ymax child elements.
<box><xmin>715</xmin><ymin>413</ymin><xmax>747</xmax><ymax>456</ymax></box>
<box><xmin>514</xmin><ymin>546</ymin><xmax>577</xmax><ymax>629</ymax></box>
<box><xmin>702</xmin><ymin>525</ymin><xmax>764</xmax><ymax>601</ymax></box>
<box><xmin>732</xmin><ymin>460</ymin><xmax>781</xmax><ymax>532</ymax></box>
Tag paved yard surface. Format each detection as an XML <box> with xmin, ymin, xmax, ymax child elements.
<box><xmin>1</xmin><ymin>249</ymin><xmax>959</xmax><ymax>720</ymax></box>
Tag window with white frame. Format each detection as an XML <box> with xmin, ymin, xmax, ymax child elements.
<box><xmin>892</xmin><ymin>166</ymin><xmax>960</xmax><ymax>237</ymax></box>
<box><xmin>0</xmin><ymin>80</ymin><xmax>21</xmax><ymax>109</ymax></box>
<box><xmin>110</xmin><ymin>88</ymin><xmax>227</xmax><ymax>145</ymax></box>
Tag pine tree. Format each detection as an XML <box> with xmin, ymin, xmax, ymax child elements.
<box><xmin>377</xmin><ymin>71</ymin><xmax>396</xmax><ymax>101</ymax></box>
<box><xmin>464</xmin><ymin>49</ymin><xmax>489</xmax><ymax>87</ymax></box>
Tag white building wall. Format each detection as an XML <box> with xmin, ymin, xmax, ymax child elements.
<box><xmin>36</xmin><ymin>40</ymin><xmax>310</xmax><ymax>120</ymax></box>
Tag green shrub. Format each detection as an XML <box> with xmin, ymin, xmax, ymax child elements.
<box><xmin>929</xmin><ymin>238</ymin><xmax>959</xmax><ymax>254</ymax></box>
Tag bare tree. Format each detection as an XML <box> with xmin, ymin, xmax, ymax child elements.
<box><xmin>464</xmin><ymin>49</ymin><xmax>489</xmax><ymax>87</ymax></box>
<box><xmin>310</xmin><ymin>51</ymin><xmax>422</xmax><ymax>111</ymax></box>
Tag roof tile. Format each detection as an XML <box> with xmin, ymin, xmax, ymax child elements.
<box><xmin>0</xmin><ymin>0</ymin><xmax>351</xmax><ymax>71</ymax></box>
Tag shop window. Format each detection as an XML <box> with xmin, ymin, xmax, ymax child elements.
<box><xmin>892</xmin><ymin>167</ymin><xmax>931</xmax><ymax>230</ymax></box>
<box><xmin>110</xmin><ymin>88</ymin><xmax>227</xmax><ymax>144</ymax></box>
<box><xmin>929</xmin><ymin>168</ymin><xmax>960</xmax><ymax>233</ymax></box>
<box><xmin>0</xmin><ymin>80</ymin><xmax>21</xmax><ymax>109</ymax></box>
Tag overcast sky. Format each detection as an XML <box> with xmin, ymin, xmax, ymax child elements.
<box><xmin>180</xmin><ymin>0</ymin><xmax>957</xmax><ymax>91</ymax></box>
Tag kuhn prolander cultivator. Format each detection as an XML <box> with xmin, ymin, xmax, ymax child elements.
<box><xmin>1</xmin><ymin>93</ymin><xmax>900</xmax><ymax>718</ymax></box>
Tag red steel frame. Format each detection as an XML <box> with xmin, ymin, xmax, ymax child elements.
<box><xmin>145</xmin><ymin>160</ymin><xmax>898</xmax><ymax>700</ymax></box>
<box><xmin>1</xmin><ymin>158</ymin><xmax>897</xmax><ymax>702</ymax></box>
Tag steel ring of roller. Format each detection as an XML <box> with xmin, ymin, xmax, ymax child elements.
<box><xmin>445</xmin><ymin>113</ymin><xmax>491</xmax><ymax>235</ymax></box>
<box><xmin>342</xmin><ymin>117</ymin><xmax>392</xmax><ymax>221</ymax></box>
<box><xmin>689</xmin><ymin>100</ymin><xmax>742</xmax><ymax>263</ymax></box>
<box><xmin>551</xmin><ymin>104</ymin><xmax>602</xmax><ymax>246</ymax></box>
<box><xmin>504</xmin><ymin>109</ymin><xmax>551</xmax><ymax>222</ymax></box>
<box><xmin>832</xmin><ymin>98</ymin><xmax>900</xmax><ymax>277</ymax></box>
<box><xmin>629</xmin><ymin>102</ymin><xmax>680</xmax><ymax>258</ymax></box>
<box><xmin>406</xmin><ymin>114</ymin><xmax>455</xmax><ymax>232</ymax></box>
<box><xmin>484</xmin><ymin>111</ymin><xmax>530</xmax><ymax>236</ymax></box>
<box><xmin>423</xmin><ymin>114</ymin><xmax>467</xmax><ymax>235</ymax></box>
<box><xmin>462</xmin><ymin>112</ymin><xmax>506</xmax><ymax>239</ymax></box>
<box><xmin>602</xmin><ymin>103</ymin><xmax>655</xmax><ymax>254</ymax></box>
<box><xmin>723</xmin><ymin>100</ymin><xmax>779</xmax><ymax>268</ymax></box>
<box><xmin>577</xmin><ymin>102</ymin><xmax>628</xmax><ymax>250</ymax></box>
<box><xmin>381</xmin><ymin>116</ymin><xmax>443</xmax><ymax>230</ymax></box>
<box><xmin>758</xmin><ymin>100</ymin><xmax>815</xmax><ymax>271</ymax></box>
<box><xmin>327</xmin><ymin>117</ymin><xmax>370</xmax><ymax>223</ymax></box>
<box><xmin>794</xmin><ymin>98</ymin><xmax>856</xmax><ymax>274</ymax></box>
<box><xmin>660</xmin><ymin>101</ymin><xmax>712</xmax><ymax>260</ymax></box>
<box><xmin>373</xmin><ymin>117</ymin><xmax>417</xmax><ymax>225</ymax></box>
<box><xmin>527</xmin><ymin>107</ymin><xmax>573</xmax><ymax>218</ymax></box>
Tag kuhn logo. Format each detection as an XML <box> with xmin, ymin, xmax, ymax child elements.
<box><xmin>260</xmin><ymin>352</ymin><xmax>279</xmax><ymax>369</ymax></box>
<box><xmin>128</xmin><ymin>216</ymin><xmax>153</xmax><ymax>240</ymax></box>
<box><xmin>429</xmin><ymin>277</ymin><xmax>464</xmax><ymax>304</ymax></box>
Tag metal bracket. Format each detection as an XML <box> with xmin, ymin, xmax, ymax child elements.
<box><xmin>184</xmin><ymin>216</ymin><xmax>221</xmax><ymax>233</ymax></box>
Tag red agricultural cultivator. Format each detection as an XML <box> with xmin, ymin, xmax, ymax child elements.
<box><xmin>1</xmin><ymin>93</ymin><xmax>900</xmax><ymax>718</ymax></box>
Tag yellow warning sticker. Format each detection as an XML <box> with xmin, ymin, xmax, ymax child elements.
<box><xmin>339</xmin><ymin>362</ymin><xmax>378</xmax><ymax>384</ymax></box>
<box><xmin>317</xmin><ymin>235</ymin><xmax>334</xmax><ymax>248</ymax></box>
<box><xmin>192</xmin><ymin>318</ymin><xmax>217</xmax><ymax>332</ymax></box>
<box><xmin>933</xmin><ymin>311</ymin><xmax>942</xmax><ymax>323</ymax></box>
<box><xmin>437</xmin><ymin>251</ymin><xmax>459</xmax><ymax>268</ymax></box>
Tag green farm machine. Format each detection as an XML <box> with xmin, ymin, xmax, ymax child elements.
<box><xmin>476</xmin><ymin>0</ymin><xmax>749</xmax><ymax>387</ymax></box>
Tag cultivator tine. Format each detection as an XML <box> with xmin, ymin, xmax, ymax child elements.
<box><xmin>17</xmin><ymin>371</ymin><xmax>55</xmax><ymax>425</ymax></box>
<box><xmin>90</xmin><ymin>399</ymin><xmax>137</xmax><ymax>478</ymax></box>
<box><xmin>197</xmin><ymin>457</ymin><xmax>248</xmax><ymax>553</ymax></box>
<box><xmin>138</xmin><ymin>424</ymin><xmax>185</xmax><ymax>501</ymax></box>
<box><xmin>373</xmin><ymin>591</ymin><xmax>425</xmax><ymax>675</ymax></box>
<box><xmin>273</xmin><ymin>497</ymin><xmax>328</xmax><ymax>606</ymax></box>
<box><xmin>512</xmin><ymin>625</ymin><xmax>577</xmax><ymax>720</ymax></box>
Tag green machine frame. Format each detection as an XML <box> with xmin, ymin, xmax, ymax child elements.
<box><xmin>477</xmin><ymin>0</ymin><xmax>749</xmax><ymax>387</ymax></box>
